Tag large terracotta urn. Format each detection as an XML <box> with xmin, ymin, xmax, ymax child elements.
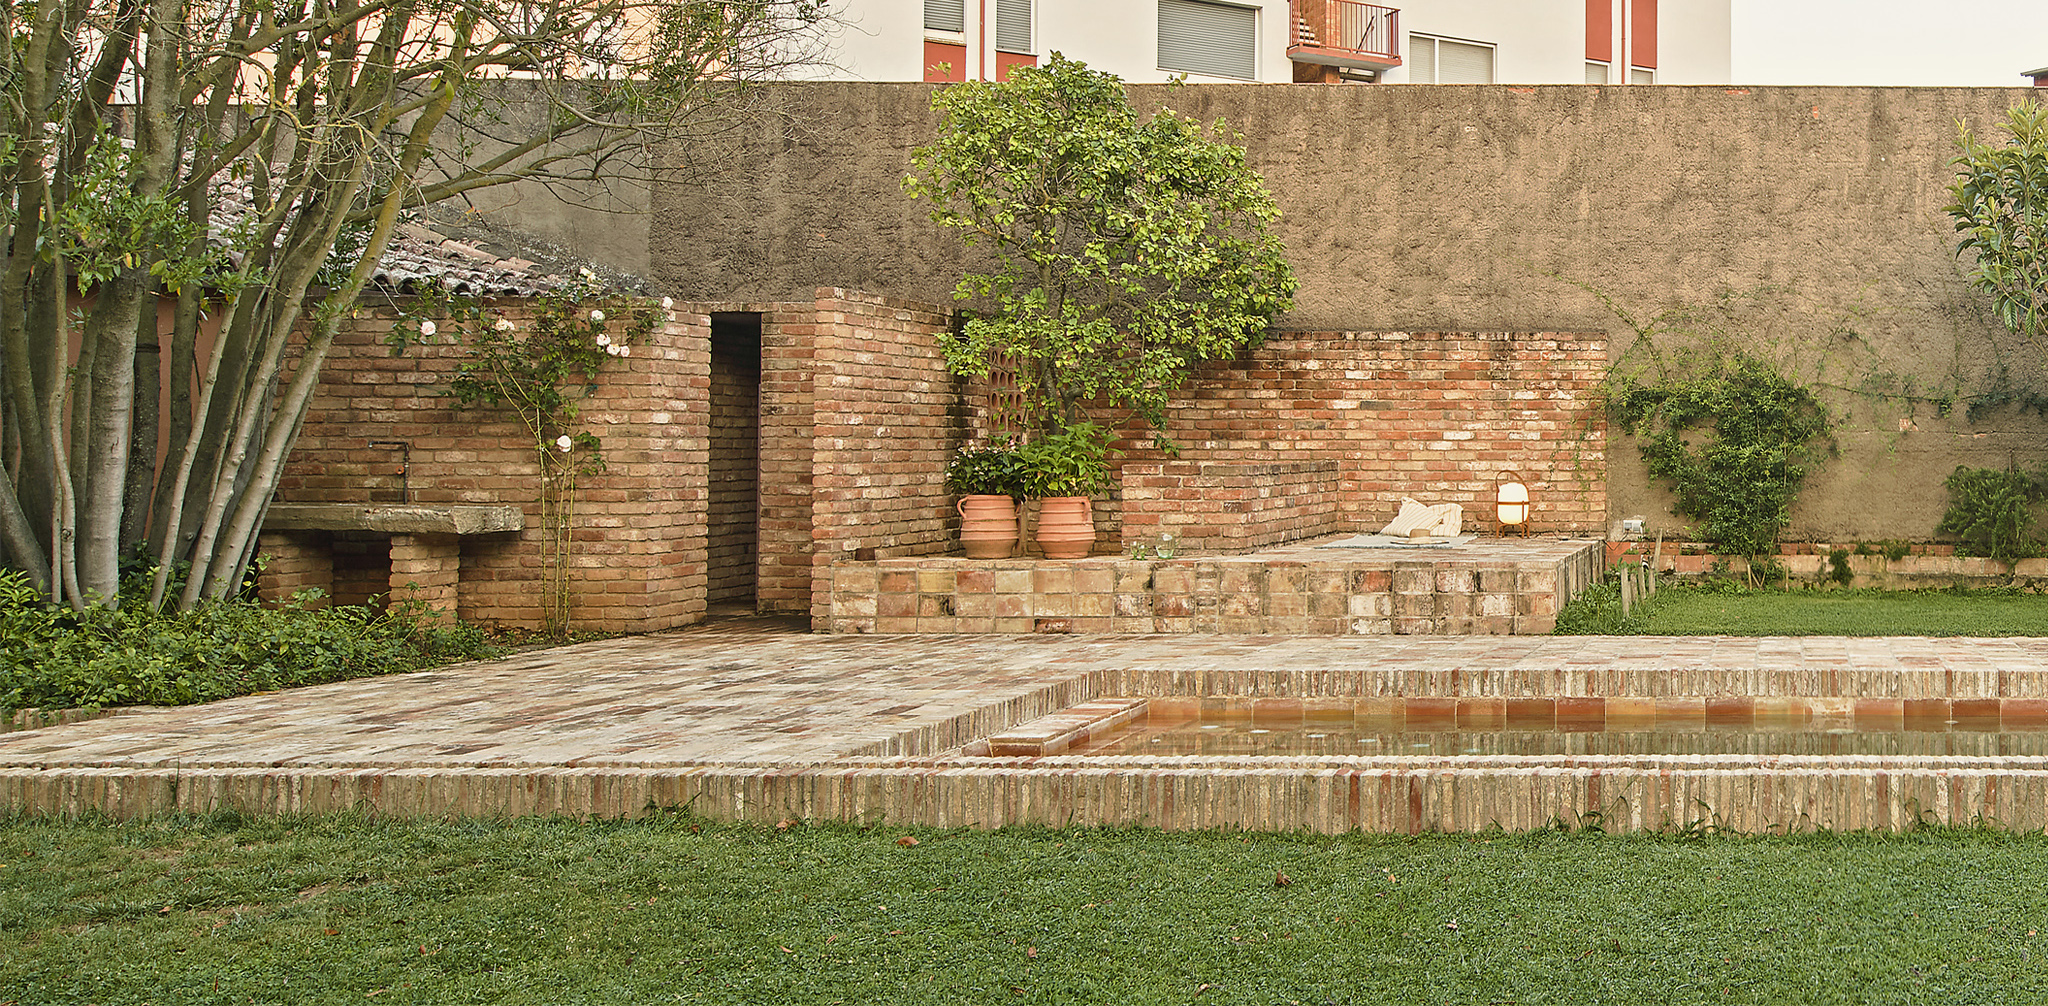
<box><xmin>1034</xmin><ymin>496</ymin><xmax>1096</xmax><ymax>560</ymax></box>
<box><xmin>957</xmin><ymin>494</ymin><xmax>1019</xmax><ymax>559</ymax></box>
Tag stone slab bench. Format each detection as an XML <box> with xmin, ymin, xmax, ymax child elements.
<box><xmin>263</xmin><ymin>503</ymin><xmax>523</xmax><ymax>535</ymax></box>
<box><xmin>258</xmin><ymin>504</ymin><xmax>526</xmax><ymax>620</ymax></box>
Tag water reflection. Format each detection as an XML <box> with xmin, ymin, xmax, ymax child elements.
<box><xmin>1064</xmin><ymin>713</ymin><xmax>2048</xmax><ymax>758</ymax></box>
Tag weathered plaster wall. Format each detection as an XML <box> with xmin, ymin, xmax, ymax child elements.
<box><xmin>651</xmin><ymin>82</ymin><xmax>2048</xmax><ymax>543</ymax></box>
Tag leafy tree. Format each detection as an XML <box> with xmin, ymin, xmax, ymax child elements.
<box><xmin>0</xmin><ymin>0</ymin><xmax>828</xmax><ymax>611</ymax></box>
<box><xmin>905</xmin><ymin>53</ymin><xmax>1296</xmax><ymax>434</ymax></box>
<box><xmin>1949</xmin><ymin>100</ymin><xmax>2048</xmax><ymax>347</ymax></box>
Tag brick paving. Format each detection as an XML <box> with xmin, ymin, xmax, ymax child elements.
<box><xmin>11</xmin><ymin>626</ymin><xmax>2048</xmax><ymax>831</ymax></box>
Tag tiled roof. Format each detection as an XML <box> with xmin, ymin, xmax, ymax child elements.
<box><xmin>206</xmin><ymin>183</ymin><xmax>643</xmax><ymax>298</ymax></box>
<box><xmin>370</xmin><ymin>220</ymin><xmax>568</xmax><ymax>297</ymax></box>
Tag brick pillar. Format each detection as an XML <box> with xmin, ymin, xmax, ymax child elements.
<box><xmin>388</xmin><ymin>533</ymin><xmax>461</xmax><ymax>623</ymax></box>
<box><xmin>256</xmin><ymin>531</ymin><xmax>334</xmax><ymax>607</ymax></box>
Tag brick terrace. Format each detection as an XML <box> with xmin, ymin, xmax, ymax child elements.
<box><xmin>13</xmin><ymin>631</ymin><xmax>2048</xmax><ymax>834</ymax></box>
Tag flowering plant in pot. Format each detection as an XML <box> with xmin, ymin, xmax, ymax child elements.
<box><xmin>1017</xmin><ymin>423</ymin><xmax>1115</xmax><ymax>559</ymax></box>
<box><xmin>945</xmin><ymin>437</ymin><xmax>1028</xmax><ymax>558</ymax></box>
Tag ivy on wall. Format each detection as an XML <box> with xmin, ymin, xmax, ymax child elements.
<box><xmin>1607</xmin><ymin>354</ymin><xmax>1832</xmax><ymax>560</ymax></box>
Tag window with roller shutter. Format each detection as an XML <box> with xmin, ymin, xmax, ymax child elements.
<box><xmin>1158</xmin><ymin>0</ymin><xmax>1257</xmax><ymax>81</ymax></box>
<box><xmin>1407</xmin><ymin>33</ymin><xmax>1494</xmax><ymax>83</ymax></box>
<box><xmin>996</xmin><ymin>0</ymin><xmax>1032</xmax><ymax>53</ymax></box>
<box><xmin>926</xmin><ymin>0</ymin><xmax>964</xmax><ymax>34</ymax></box>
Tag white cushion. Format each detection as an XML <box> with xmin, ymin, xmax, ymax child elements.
<box><xmin>1381</xmin><ymin>498</ymin><xmax>1464</xmax><ymax>537</ymax></box>
<box><xmin>1380</xmin><ymin>498</ymin><xmax>1436</xmax><ymax>536</ymax></box>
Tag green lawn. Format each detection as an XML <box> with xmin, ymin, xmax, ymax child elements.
<box><xmin>5</xmin><ymin>813</ymin><xmax>2048</xmax><ymax>1004</ymax></box>
<box><xmin>1557</xmin><ymin>582</ymin><xmax>2048</xmax><ymax>636</ymax></box>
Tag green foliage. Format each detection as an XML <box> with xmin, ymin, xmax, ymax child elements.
<box><xmin>906</xmin><ymin>53</ymin><xmax>1296</xmax><ymax>431</ymax></box>
<box><xmin>943</xmin><ymin>437</ymin><xmax>1028</xmax><ymax>498</ymax></box>
<box><xmin>1828</xmin><ymin>548</ymin><xmax>1854</xmax><ymax>585</ymax></box>
<box><xmin>1948</xmin><ymin>100</ymin><xmax>2048</xmax><ymax>347</ymax></box>
<box><xmin>1015</xmin><ymin>422</ymin><xmax>1116</xmax><ymax>498</ymax></box>
<box><xmin>0</xmin><ymin>571</ymin><xmax>491</xmax><ymax>714</ymax></box>
<box><xmin>1936</xmin><ymin>465</ymin><xmax>2044</xmax><ymax>563</ymax></box>
<box><xmin>1549</xmin><ymin>576</ymin><xmax>1655</xmax><ymax>635</ymax></box>
<box><xmin>44</xmin><ymin>131</ymin><xmax>201</xmax><ymax>293</ymax></box>
<box><xmin>1853</xmin><ymin>540</ymin><xmax>1915</xmax><ymax>562</ymax></box>
<box><xmin>1607</xmin><ymin>354</ymin><xmax>1831</xmax><ymax>558</ymax></box>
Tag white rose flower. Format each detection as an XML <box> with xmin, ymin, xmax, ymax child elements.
<box><xmin>554</xmin><ymin>435</ymin><xmax>573</xmax><ymax>452</ymax></box>
<box><xmin>617</xmin><ymin>345</ymin><xmax>630</xmax><ymax>358</ymax></box>
<box><xmin>589</xmin><ymin>309</ymin><xmax>605</xmax><ymax>323</ymax></box>
<box><xmin>494</xmin><ymin>318</ymin><xmax>515</xmax><ymax>333</ymax></box>
<box><xmin>418</xmin><ymin>320</ymin><xmax>436</xmax><ymax>337</ymax></box>
<box><xmin>660</xmin><ymin>296</ymin><xmax>674</xmax><ymax>310</ymax></box>
<box><xmin>595</xmin><ymin>333</ymin><xmax>611</xmax><ymax>347</ymax></box>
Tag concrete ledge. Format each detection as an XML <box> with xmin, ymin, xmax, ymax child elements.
<box><xmin>263</xmin><ymin>503</ymin><xmax>524</xmax><ymax>535</ymax></box>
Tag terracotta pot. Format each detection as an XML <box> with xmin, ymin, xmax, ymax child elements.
<box><xmin>957</xmin><ymin>494</ymin><xmax>1019</xmax><ymax>559</ymax></box>
<box><xmin>1034</xmin><ymin>496</ymin><xmax>1096</xmax><ymax>560</ymax></box>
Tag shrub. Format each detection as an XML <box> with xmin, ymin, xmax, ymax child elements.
<box><xmin>1016</xmin><ymin>422</ymin><xmax>1117</xmax><ymax>498</ymax></box>
<box><xmin>1936</xmin><ymin>465</ymin><xmax>2043</xmax><ymax>564</ymax></box>
<box><xmin>944</xmin><ymin>437</ymin><xmax>1029</xmax><ymax>498</ymax></box>
<box><xmin>0</xmin><ymin>573</ymin><xmax>495</xmax><ymax>713</ymax></box>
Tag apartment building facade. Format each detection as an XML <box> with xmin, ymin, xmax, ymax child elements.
<box><xmin>826</xmin><ymin>0</ymin><xmax>1729</xmax><ymax>86</ymax></box>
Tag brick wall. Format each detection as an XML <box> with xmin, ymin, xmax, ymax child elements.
<box><xmin>1144</xmin><ymin>331</ymin><xmax>1608</xmax><ymax>535</ymax></box>
<box><xmin>276</xmin><ymin>300</ymin><xmax>710</xmax><ymax>632</ymax></box>
<box><xmin>254</xmin><ymin>531</ymin><xmax>333</xmax><ymax>604</ymax></box>
<box><xmin>278</xmin><ymin>298</ymin><xmax>1601</xmax><ymax>631</ymax></box>
<box><xmin>1119</xmin><ymin>461</ymin><xmax>1344</xmax><ymax>554</ymax></box>
<box><xmin>808</xmin><ymin>289</ymin><xmax>964</xmax><ymax>625</ymax></box>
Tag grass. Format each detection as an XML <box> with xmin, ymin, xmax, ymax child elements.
<box><xmin>5</xmin><ymin>813</ymin><xmax>2048</xmax><ymax>1004</ymax></box>
<box><xmin>1555</xmin><ymin>580</ymin><xmax>2048</xmax><ymax>636</ymax></box>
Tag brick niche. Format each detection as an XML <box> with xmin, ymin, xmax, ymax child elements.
<box><xmin>1145</xmin><ymin>330</ymin><xmax>1609</xmax><ymax>536</ymax></box>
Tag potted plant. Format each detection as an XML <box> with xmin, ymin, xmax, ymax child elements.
<box><xmin>945</xmin><ymin>437</ymin><xmax>1027</xmax><ymax>558</ymax></box>
<box><xmin>1017</xmin><ymin>422</ymin><xmax>1115</xmax><ymax>560</ymax></box>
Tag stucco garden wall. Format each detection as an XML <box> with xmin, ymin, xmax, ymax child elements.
<box><xmin>651</xmin><ymin>82</ymin><xmax>2048</xmax><ymax>544</ymax></box>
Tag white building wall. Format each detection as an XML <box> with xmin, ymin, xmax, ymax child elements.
<box><xmin>1653</xmin><ymin>0</ymin><xmax>1732</xmax><ymax>84</ymax></box>
<box><xmin>822</xmin><ymin>0</ymin><xmax>1729</xmax><ymax>85</ymax></box>
<box><xmin>821</xmin><ymin>2</ymin><xmax>928</xmax><ymax>81</ymax></box>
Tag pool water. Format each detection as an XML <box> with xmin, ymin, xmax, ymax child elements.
<box><xmin>1060</xmin><ymin>709</ymin><xmax>2048</xmax><ymax>758</ymax></box>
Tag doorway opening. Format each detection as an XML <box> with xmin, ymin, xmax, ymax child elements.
<box><xmin>708</xmin><ymin>313</ymin><xmax>762</xmax><ymax>609</ymax></box>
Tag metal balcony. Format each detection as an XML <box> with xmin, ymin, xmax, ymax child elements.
<box><xmin>1288</xmin><ymin>0</ymin><xmax>1401</xmax><ymax>74</ymax></box>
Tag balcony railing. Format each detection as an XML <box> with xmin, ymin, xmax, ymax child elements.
<box><xmin>1288</xmin><ymin>0</ymin><xmax>1401</xmax><ymax>72</ymax></box>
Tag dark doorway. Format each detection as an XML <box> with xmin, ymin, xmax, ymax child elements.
<box><xmin>708</xmin><ymin>313</ymin><xmax>762</xmax><ymax>607</ymax></box>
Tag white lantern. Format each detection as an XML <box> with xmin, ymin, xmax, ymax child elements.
<box><xmin>1495</xmin><ymin>478</ymin><xmax>1530</xmax><ymax>535</ymax></box>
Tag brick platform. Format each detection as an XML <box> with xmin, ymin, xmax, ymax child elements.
<box><xmin>15</xmin><ymin>632</ymin><xmax>2048</xmax><ymax>833</ymax></box>
<box><xmin>824</xmin><ymin>535</ymin><xmax>1604</xmax><ymax>635</ymax></box>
